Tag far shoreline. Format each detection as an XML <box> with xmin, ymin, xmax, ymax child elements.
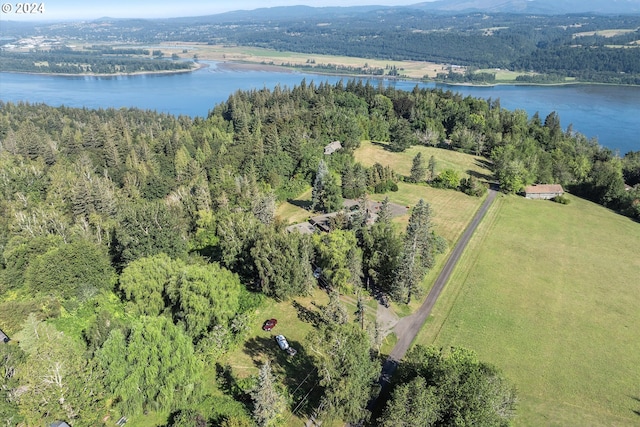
<box><xmin>0</xmin><ymin>61</ymin><xmax>207</xmax><ymax>78</ymax></box>
<box><xmin>2</xmin><ymin>59</ymin><xmax>638</xmax><ymax>88</ymax></box>
<box><xmin>211</xmin><ymin>60</ymin><xmax>640</xmax><ymax>88</ymax></box>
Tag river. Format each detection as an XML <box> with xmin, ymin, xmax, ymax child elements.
<box><xmin>1</xmin><ymin>62</ymin><xmax>639</xmax><ymax>154</ymax></box>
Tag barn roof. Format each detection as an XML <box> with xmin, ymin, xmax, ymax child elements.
<box><xmin>524</xmin><ymin>184</ymin><xmax>564</xmax><ymax>194</ymax></box>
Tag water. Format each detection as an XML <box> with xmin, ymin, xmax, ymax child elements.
<box><xmin>1</xmin><ymin>62</ymin><xmax>639</xmax><ymax>154</ymax></box>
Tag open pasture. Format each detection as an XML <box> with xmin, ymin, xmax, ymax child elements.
<box><xmin>417</xmin><ymin>194</ymin><xmax>640</xmax><ymax>426</ymax></box>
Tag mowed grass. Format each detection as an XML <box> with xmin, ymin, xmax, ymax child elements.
<box><xmin>354</xmin><ymin>141</ymin><xmax>493</xmax><ymax>182</ymax></box>
<box><xmin>275</xmin><ymin>187</ymin><xmax>312</xmax><ymax>224</ymax></box>
<box><xmin>416</xmin><ymin>194</ymin><xmax>640</xmax><ymax>426</ymax></box>
<box><xmin>219</xmin><ymin>289</ymin><xmax>335</xmax><ymax>427</ymax></box>
<box><xmin>354</xmin><ymin>141</ymin><xmax>493</xmax><ymax>245</ymax></box>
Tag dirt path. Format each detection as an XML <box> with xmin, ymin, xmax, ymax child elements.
<box><xmin>371</xmin><ymin>188</ymin><xmax>498</xmax><ymax>402</ymax></box>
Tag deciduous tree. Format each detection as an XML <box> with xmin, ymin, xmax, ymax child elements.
<box><xmin>97</xmin><ymin>316</ymin><xmax>202</xmax><ymax>416</ymax></box>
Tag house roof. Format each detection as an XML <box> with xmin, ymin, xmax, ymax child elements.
<box><xmin>0</xmin><ymin>329</ymin><xmax>8</xmax><ymax>343</ymax></box>
<box><xmin>285</xmin><ymin>222</ymin><xmax>316</xmax><ymax>234</ymax></box>
<box><xmin>524</xmin><ymin>184</ymin><xmax>564</xmax><ymax>194</ymax></box>
<box><xmin>50</xmin><ymin>422</ymin><xmax>71</xmax><ymax>427</ymax></box>
<box><xmin>324</xmin><ymin>141</ymin><xmax>342</xmax><ymax>155</ymax></box>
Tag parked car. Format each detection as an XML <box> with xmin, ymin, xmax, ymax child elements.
<box><xmin>275</xmin><ymin>334</ymin><xmax>289</xmax><ymax>350</ymax></box>
<box><xmin>262</xmin><ymin>318</ymin><xmax>277</xmax><ymax>331</ymax></box>
<box><xmin>275</xmin><ymin>335</ymin><xmax>297</xmax><ymax>356</ymax></box>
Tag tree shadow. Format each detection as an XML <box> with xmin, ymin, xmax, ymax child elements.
<box><xmin>276</xmin><ymin>338</ymin><xmax>323</xmax><ymax>419</ymax></box>
<box><xmin>243</xmin><ymin>335</ymin><xmax>281</xmax><ymax>367</ymax></box>
<box><xmin>475</xmin><ymin>158</ymin><xmax>494</xmax><ymax>170</ymax></box>
<box><xmin>287</xmin><ymin>198</ymin><xmax>312</xmax><ymax>210</ymax></box>
<box><xmin>242</xmin><ymin>335</ymin><xmax>323</xmax><ymax>419</ymax></box>
<box><xmin>466</xmin><ymin>169</ymin><xmax>494</xmax><ymax>182</ymax></box>
<box><xmin>215</xmin><ymin>362</ymin><xmax>252</xmax><ymax>408</ymax></box>
<box><xmin>630</xmin><ymin>396</ymin><xmax>640</xmax><ymax>417</ymax></box>
<box><xmin>292</xmin><ymin>300</ymin><xmax>324</xmax><ymax>327</ymax></box>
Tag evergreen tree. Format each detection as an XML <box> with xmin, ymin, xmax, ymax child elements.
<box><xmin>311</xmin><ymin>160</ymin><xmax>329</xmax><ymax>212</ymax></box>
<box><xmin>323</xmin><ymin>290</ymin><xmax>349</xmax><ymax>325</ymax></box>
<box><xmin>389</xmin><ymin>118</ymin><xmax>415</xmax><ymax>152</ymax></box>
<box><xmin>251</xmin><ymin>361</ymin><xmax>286</xmax><ymax>427</ymax></box>
<box><xmin>409</xmin><ymin>152</ymin><xmax>426</xmax><ymax>183</ymax></box>
<box><xmin>308</xmin><ymin>323</ymin><xmax>378</xmax><ymax>423</ymax></box>
<box><xmin>311</xmin><ymin>160</ymin><xmax>343</xmax><ymax>213</ymax></box>
<box><xmin>393</xmin><ymin>200</ymin><xmax>441</xmax><ymax>303</ymax></box>
<box><xmin>428</xmin><ymin>155</ymin><xmax>437</xmax><ymax>182</ymax></box>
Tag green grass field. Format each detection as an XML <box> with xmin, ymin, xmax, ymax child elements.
<box><xmin>416</xmin><ymin>194</ymin><xmax>640</xmax><ymax>426</ymax></box>
<box><xmin>355</xmin><ymin>141</ymin><xmax>493</xmax><ymax>182</ymax></box>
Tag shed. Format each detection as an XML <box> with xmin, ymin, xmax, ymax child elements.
<box><xmin>323</xmin><ymin>141</ymin><xmax>342</xmax><ymax>155</ymax></box>
<box><xmin>524</xmin><ymin>184</ymin><xmax>564</xmax><ymax>200</ymax></box>
<box><xmin>0</xmin><ymin>329</ymin><xmax>8</xmax><ymax>343</ymax></box>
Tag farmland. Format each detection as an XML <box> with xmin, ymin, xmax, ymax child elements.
<box><xmin>417</xmin><ymin>194</ymin><xmax>640</xmax><ymax>426</ymax></box>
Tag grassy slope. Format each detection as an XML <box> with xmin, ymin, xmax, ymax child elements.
<box><xmin>416</xmin><ymin>194</ymin><xmax>640</xmax><ymax>426</ymax></box>
<box><xmin>353</xmin><ymin>142</ymin><xmax>493</xmax><ymax>245</ymax></box>
<box><xmin>354</xmin><ymin>141</ymin><xmax>492</xmax><ymax>181</ymax></box>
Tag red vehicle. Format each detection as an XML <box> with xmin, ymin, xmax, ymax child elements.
<box><xmin>262</xmin><ymin>318</ymin><xmax>277</xmax><ymax>331</ymax></box>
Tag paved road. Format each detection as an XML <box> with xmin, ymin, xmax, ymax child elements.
<box><xmin>371</xmin><ymin>188</ymin><xmax>498</xmax><ymax>405</ymax></box>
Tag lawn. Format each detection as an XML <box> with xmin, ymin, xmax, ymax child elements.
<box><xmin>354</xmin><ymin>141</ymin><xmax>493</xmax><ymax>183</ymax></box>
<box><xmin>275</xmin><ymin>188</ymin><xmax>313</xmax><ymax>225</ymax></box>
<box><xmin>415</xmin><ymin>194</ymin><xmax>640</xmax><ymax>426</ymax></box>
<box><xmin>354</xmin><ymin>141</ymin><xmax>492</xmax><ymax>245</ymax></box>
<box><xmin>219</xmin><ymin>289</ymin><xmax>337</xmax><ymax>426</ymax></box>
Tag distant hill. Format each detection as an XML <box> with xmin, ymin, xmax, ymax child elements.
<box><xmin>160</xmin><ymin>1</ymin><xmax>640</xmax><ymax>24</ymax></box>
<box><xmin>409</xmin><ymin>0</ymin><xmax>640</xmax><ymax>14</ymax></box>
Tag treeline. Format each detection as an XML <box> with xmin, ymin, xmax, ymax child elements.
<box><xmin>0</xmin><ymin>50</ymin><xmax>193</xmax><ymax>74</ymax></box>
<box><xmin>86</xmin><ymin>45</ymin><xmax>152</xmax><ymax>55</ymax></box>
<box><xmin>512</xmin><ymin>46</ymin><xmax>640</xmax><ymax>85</ymax></box>
<box><xmin>277</xmin><ymin>60</ymin><xmax>389</xmax><ymax>76</ymax></box>
<box><xmin>0</xmin><ymin>79</ymin><xmax>637</xmax><ymax>425</ymax></box>
<box><xmin>436</xmin><ymin>70</ymin><xmax>497</xmax><ymax>83</ymax></box>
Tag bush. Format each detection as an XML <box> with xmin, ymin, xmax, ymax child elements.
<box><xmin>432</xmin><ymin>169</ymin><xmax>461</xmax><ymax>190</ymax></box>
<box><xmin>374</xmin><ymin>180</ymin><xmax>398</xmax><ymax>193</ymax></box>
<box><xmin>460</xmin><ymin>176</ymin><xmax>488</xmax><ymax>197</ymax></box>
<box><xmin>552</xmin><ymin>194</ymin><xmax>570</xmax><ymax>204</ymax></box>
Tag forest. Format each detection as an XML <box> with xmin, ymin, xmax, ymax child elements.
<box><xmin>0</xmin><ymin>79</ymin><xmax>638</xmax><ymax>426</ymax></box>
<box><xmin>2</xmin><ymin>10</ymin><xmax>640</xmax><ymax>83</ymax></box>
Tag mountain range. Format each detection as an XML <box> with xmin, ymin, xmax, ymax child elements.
<box><xmin>192</xmin><ymin>0</ymin><xmax>640</xmax><ymax>23</ymax></box>
<box><xmin>409</xmin><ymin>0</ymin><xmax>640</xmax><ymax>14</ymax></box>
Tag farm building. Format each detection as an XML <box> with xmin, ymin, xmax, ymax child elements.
<box><xmin>523</xmin><ymin>184</ymin><xmax>564</xmax><ymax>200</ymax></box>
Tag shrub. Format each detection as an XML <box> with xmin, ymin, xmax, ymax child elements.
<box><xmin>552</xmin><ymin>194</ymin><xmax>570</xmax><ymax>204</ymax></box>
<box><xmin>460</xmin><ymin>176</ymin><xmax>488</xmax><ymax>197</ymax></box>
<box><xmin>432</xmin><ymin>169</ymin><xmax>461</xmax><ymax>190</ymax></box>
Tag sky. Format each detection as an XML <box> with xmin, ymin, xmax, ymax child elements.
<box><xmin>0</xmin><ymin>0</ymin><xmax>427</xmax><ymax>21</ymax></box>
